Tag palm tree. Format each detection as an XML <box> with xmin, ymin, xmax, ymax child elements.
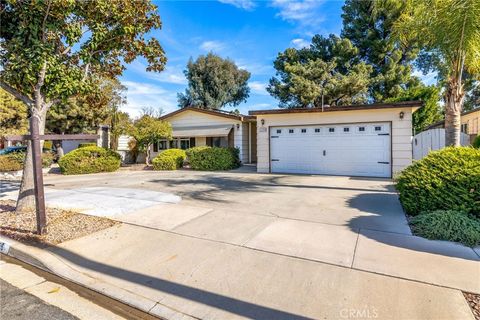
<box><xmin>394</xmin><ymin>0</ymin><xmax>480</xmax><ymax>146</ymax></box>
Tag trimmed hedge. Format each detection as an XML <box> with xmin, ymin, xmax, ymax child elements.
<box><xmin>0</xmin><ymin>155</ymin><xmax>23</xmax><ymax>172</ymax></box>
<box><xmin>396</xmin><ymin>147</ymin><xmax>480</xmax><ymax>218</ymax></box>
<box><xmin>473</xmin><ymin>135</ymin><xmax>480</xmax><ymax>149</ymax></box>
<box><xmin>152</xmin><ymin>149</ymin><xmax>186</xmax><ymax>170</ymax></box>
<box><xmin>186</xmin><ymin>146</ymin><xmax>240</xmax><ymax>171</ymax></box>
<box><xmin>0</xmin><ymin>151</ymin><xmax>55</xmax><ymax>172</ymax></box>
<box><xmin>78</xmin><ymin>142</ymin><xmax>97</xmax><ymax>148</ymax></box>
<box><xmin>410</xmin><ymin>210</ymin><xmax>480</xmax><ymax>247</ymax></box>
<box><xmin>58</xmin><ymin>146</ymin><xmax>121</xmax><ymax>175</ymax></box>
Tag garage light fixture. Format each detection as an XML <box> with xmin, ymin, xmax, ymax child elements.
<box><xmin>261</xmin><ymin>119</ymin><xmax>265</xmax><ymax>126</ymax></box>
<box><xmin>399</xmin><ymin>111</ymin><xmax>405</xmax><ymax>119</ymax></box>
<box><xmin>236</xmin><ymin>123</ymin><xmax>240</xmax><ymax>130</ymax></box>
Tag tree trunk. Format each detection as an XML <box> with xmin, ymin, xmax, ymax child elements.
<box><xmin>444</xmin><ymin>78</ymin><xmax>464</xmax><ymax>146</ymax></box>
<box><xmin>16</xmin><ymin>106</ymin><xmax>47</xmax><ymax>212</ymax></box>
<box><xmin>145</xmin><ymin>143</ymin><xmax>151</xmax><ymax>166</ymax></box>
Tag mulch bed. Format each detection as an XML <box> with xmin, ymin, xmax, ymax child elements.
<box><xmin>0</xmin><ymin>199</ymin><xmax>118</xmax><ymax>245</ymax></box>
<box><xmin>465</xmin><ymin>292</ymin><xmax>480</xmax><ymax>320</ymax></box>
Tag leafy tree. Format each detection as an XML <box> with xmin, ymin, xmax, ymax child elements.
<box><xmin>386</xmin><ymin>84</ymin><xmax>443</xmax><ymax>133</ymax></box>
<box><xmin>140</xmin><ymin>106</ymin><xmax>164</xmax><ymax>118</ymax></box>
<box><xmin>0</xmin><ymin>89</ymin><xmax>28</xmax><ymax>136</ymax></box>
<box><xmin>108</xmin><ymin>110</ymin><xmax>132</xmax><ymax>151</ymax></box>
<box><xmin>464</xmin><ymin>82</ymin><xmax>480</xmax><ymax>111</ymax></box>
<box><xmin>178</xmin><ymin>53</ymin><xmax>251</xmax><ymax>110</ymax></box>
<box><xmin>394</xmin><ymin>0</ymin><xmax>480</xmax><ymax>146</ymax></box>
<box><xmin>267</xmin><ymin>35</ymin><xmax>373</xmax><ymax>108</ymax></box>
<box><xmin>0</xmin><ymin>0</ymin><xmax>166</xmax><ymax>211</ymax></box>
<box><xmin>341</xmin><ymin>0</ymin><xmax>419</xmax><ymax>101</ymax></box>
<box><xmin>130</xmin><ymin>116</ymin><xmax>172</xmax><ymax>165</ymax></box>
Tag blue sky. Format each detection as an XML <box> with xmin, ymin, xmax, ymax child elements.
<box><xmin>120</xmin><ymin>0</ymin><xmax>346</xmax><ymax>117</ymax></box>
<box><xmin>121</xmin><ymin>0</ymin><xmax>435</xmax><ymax>117</ymax></box>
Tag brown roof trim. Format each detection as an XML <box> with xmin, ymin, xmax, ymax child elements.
<box><xmin>248</xmin><ymin>101</ymin><xmax>423</xmax><ymax>116</ymax></box>
<box><xmin>160</xmin><ymin>107</ymin><xmax>244</xmax><ymax>121</ymax></box>
<box><xmin>461</xmin><ymin>107</ymin><xmax>480</xmax><ymax>117</ymax></box>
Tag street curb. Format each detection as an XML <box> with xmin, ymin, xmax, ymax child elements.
<box><xmin>0</xmin><ymin>235</ymin><xmax>196</xmax><ymax>320</ymax></box>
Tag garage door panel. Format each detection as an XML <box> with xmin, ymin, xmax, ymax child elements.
<box><xmin>270</xmin><ymin>123</ymin><xmax>391</xmax><ymax>178</ymax></box>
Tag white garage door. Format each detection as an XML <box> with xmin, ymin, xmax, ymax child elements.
<box><xmin>270</xmin><ymin>122</ymin><xmax>391</xmax><ymax>177</ymax></box>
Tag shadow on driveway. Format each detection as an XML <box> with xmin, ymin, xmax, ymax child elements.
<box><xmin>347</xmin><ymin>193</ymin><xmax>479</xmax><ymax>261</ymax></box>
<box><xmin>48</xmin><ymin>246</ymin><xmax>313</xmax><ymax>320</ymax></box>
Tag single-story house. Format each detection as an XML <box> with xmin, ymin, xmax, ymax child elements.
<box><xmin>150</xmin><ymin>101</ymin><xmax>421</xmax><ymax>178</ymax></box>
<box><xmin>426</xmin><ymin>108</ymin><xmax>479</xmax><ymax>138</ymax></box>
<box><xmin>248</xmin><ymin>101</ymin><xmax>422</xmax><ymax>178</ymax></box>
<box><xmin>151</xmin><ymin>107</ymin><xmax>257</xmax><ymax>164</ymax></box>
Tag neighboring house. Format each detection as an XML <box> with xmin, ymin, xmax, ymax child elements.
<box><xmin>427</xmin><ymin>108</ymin><xmax>480</xmax><ymax>139</ymax></box>
<box><xmin>151</xmin><ymin>107</ymin><xmax>257</xmax><ymax>164</ymax></box>
<box><xmin>249</xmin><ymin>101</ymin><xmax>422</xmax><ymax>178</ymax></box>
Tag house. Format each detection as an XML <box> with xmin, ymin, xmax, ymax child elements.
<box><xmin>151</xmin><ymin>107</ymin><xmax>257</xmax><ymax>164</ymax></box>
<box><xmin>426</xmin><ymin>108</ymin><xmax>479</xmax><ymax>139</ymax></box>
<box><xmin>248</xmin><ymin>101</ymin><xmax>422</xmax><ymax>178</ymax></box>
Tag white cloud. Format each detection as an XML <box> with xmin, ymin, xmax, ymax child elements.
<box><xmin>129</xmin><ymin>61</ymin><xmax>187</xmax><ymax>85</ymax></box>
<box><xmin>413</xmin><ymin>70</ymin><xmax>438</xmax><ymax>86</ymax></box>
<box><xmin>271</xmin><ymin>0</ymin><xmax>326</xmax><ymax>29</ymax></box>
<box><xmin>291</xmin><ymin>38</ymin><xmax>310</xmax><ymax>49</ymax></box>
<box><xmin>218</xmin><ymin>0</ymin><xmax>256</xmax><ymax>10</ymax></box>
<box><xmin>249</xmin><ymin>81</ymin><xmax>269</xmax><ymax>95</ymax></box>
<box><xmin>248</xmin><ymin>103</ymin><xmax>274</xmax><ymax>110</ymax></box>
<box><xmin>121</xmin><ymin>81</ymin><xmax>178</xmax><ymax>117</ymax></box>
<box><xmin>200</xmin><ymin>40</ymin><xmax>225</xmax><ymax>52</ymax></box>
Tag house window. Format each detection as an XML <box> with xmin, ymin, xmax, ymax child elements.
<box><xmin>169</xmin><ymin>139</ymin><xmax>178</xmax><ymax>149</ymax></box>
<box><xmin>375</xmin><ymin>126</ymin><xmax>382</xmax><ymax>131</ymax></box>
<box><xmin>358</xmin><ymin>126</ymin><xmax>365</xmax><ymax>132</ymax></box>
<box><xmin>343</xmin><ymin>127</ymin><xmax>350</xmax><ymax>132</ymax></box>
<box><xmin>301</xmin><ymin>128</ymin><xmax>307</xmax><ymax>133</ymax></box>
<box><xmin>180</xmin><ymin>138</ymin><xmax>190</xmax><ymax>150</ymax></box>
<box><xmin>328</xmin><ymin>128</ymin><xmax>335</xmax><ymax>133</ymax></box>
<box><xmin>461</xmin><ymin>123</ymin><xmax>468</xmax><ymax>133</ymax></box>
<box><xmin>289</xmin><ymin>129</ymin><xmax>294</xmax><ymax>133</ymax></box>
<box><xmin>315</xmin><ymin>128</ymin><xmax>321</xmax><ymax>133</ymax></box>
<box><xmin>158</xmin><ymin>140</ymin><xmax>168</xmax><ymax>151</ymax></box>
<box><xmin>276</xmin><ymin>129</ymin><xmax>282</xmax><ymax>134</ymax></box>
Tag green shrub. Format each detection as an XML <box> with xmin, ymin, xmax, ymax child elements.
<box><xmin>152</xmin><ymin>149</ymin><xmax>186</xmax><ymax>170</ymax></box>
<box><xmin>396</xmin><ymin>147</ymin><xmax>480</xmax><ymax>218</ymax></box>
<box><xmin>0</xmin><ymin>151</ymin><xmax>54</xmax><ymax>172</ymax></box>
<box><xmin>410</xmin><ymin>210</ymin><xmax>480</xmax><ymax>247</ymax></box>
<box><xmin>186</xmin><ymin>146</ymin><xmax>240</xmax><ymax>171</ymax></box>
<box><xmin>58</xmin><ymin>146</ymin><xmax>120</xmax><ymax>175</ymax></box>
<box><xmin>473</xmin><ymin>135</ymin><xmax>480</xmax><ymax>149</ymax></box>
<box><xmin>0</xmin><ymin>155</ymin><xmax>23</xmax><ymax>172</ymax></box>
<box><xmin>78</xmin><ymin>143</ymin><xmax>97</xmax><ymax>148</ymax></box>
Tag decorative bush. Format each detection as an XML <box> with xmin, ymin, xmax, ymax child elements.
<box><xmin>78</xmin><ymin>142</ymin><xmax>97</xmax><ymax>148</ymax></box>
<box><xmin>473</xmin><ymin>135</ymin><xmax>480</xmax><ymax>149</ymax></box>
<box><xmin>0</xmin><ymin>155</ymin><xmax>23</xmax><ymax>172</ymax></box>
<box><xmin>186</xmin><ymin>146</ymin><xmax>240</xmax><ymax>171</ymax></box>
<box><xmin>152</xmin><ymin>149</ymin><xmax>186</xmax><ymax>170</ymax></box>
<box><xmin>58</xmin><ymin>146</ymin><xmax>121</xmax><ymax>175</ymax></box>
<box><xmin>396</xmin><ymin>147</ymin><xmax>480</xmax><ymax>218</ymax></box>
<box><xmin>410</xmin><ymin>210</ymin><xmax>480</xmax><ymax>247</ymax></box>
<box><xmin>0</xmin><ymin>151</ymin><xmax>54</xmax><ymax>172</ymax></box>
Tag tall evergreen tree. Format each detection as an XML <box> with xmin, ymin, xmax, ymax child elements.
<box><xmin>341</xmin><ymin>0</ymin><xmax>419</xmax><ymax>101</ymax></box>
<box><xmin>178</xmin><ymin>53</ymin><xmax>251</xmax><ymax>110</ymax></box>
<box><xmin>267</xmin><ymin>35</ymin><xmax>373</xmax><ymax>108</ymax></box>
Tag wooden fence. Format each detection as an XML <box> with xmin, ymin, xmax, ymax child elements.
<box><xmin>413</xmin><ymin>128</ymin><xmax>470</xmax><ymax>160</ymax></box>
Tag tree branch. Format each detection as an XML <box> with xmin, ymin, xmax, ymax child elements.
<box><xmin>0</xmin><ymin>81</ymin><xmax>34</xmax><ymax>106</ymax></box>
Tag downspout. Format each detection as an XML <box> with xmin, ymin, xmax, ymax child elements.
<box><xmin>248</xmin><ymin>122</ymin><xmax>252</xmax><ymax>164</ymax></box>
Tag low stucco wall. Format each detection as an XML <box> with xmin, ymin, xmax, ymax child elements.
<box><xmin>255</xmin><ymin>107</ymin><xmax>415</xmax><ymax>176</ymax></box>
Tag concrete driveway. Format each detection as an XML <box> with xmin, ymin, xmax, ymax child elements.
<box><xmin>2</xmin><ymin>169</ymin><xmax>479</xmax><ymax>319</ymax></box>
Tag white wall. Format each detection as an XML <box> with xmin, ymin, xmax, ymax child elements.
<box><xmin>413</xmin><ymin>128</ymin><xmax>470</xmax><ymax>160</ymax></box>
<box><xmin>255</xmin><ymin>107</ymin><xmax>416</xmax><ymax>176</ymax></box>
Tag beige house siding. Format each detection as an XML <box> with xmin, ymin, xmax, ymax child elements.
<box><xmin>462</xmin><ymin>109</ymin><xmax>479</xmax><ymax>135</ymax></box>
<box><xmin>150</xmin><ymin>109</ymin><xmax>250</xmax><ymax>162</ymax></box>
<box><xmin>255</xmin><ymin>107</ymin><xmax>415</xmax><ymax>176</ymax></box>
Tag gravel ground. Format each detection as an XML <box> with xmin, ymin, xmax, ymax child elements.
<box><xmin>464</xmin><ymin>292</ymin><xmax>480</xmax><ymax>320</ymax></box>
<box><xmin>0</xmin><ymin>200</ymin><xmax>118</xmax><ymax>245</ymax></box>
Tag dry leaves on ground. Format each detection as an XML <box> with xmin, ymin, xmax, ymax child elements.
<box><xmin>465</xmin><ymin>292</ymin><xmax>480</xmax><ymax>320</ymax></box>
<box><xmin>0</xmin><ymin>199</ymin><xmax>118</xmax><ymax>245</ymax></box>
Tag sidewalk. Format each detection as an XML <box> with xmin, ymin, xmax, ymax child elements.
<box><xmin>1</xmin><ymin>224</ymin><xmax>475</xmax><ymax>320</ymax></box>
